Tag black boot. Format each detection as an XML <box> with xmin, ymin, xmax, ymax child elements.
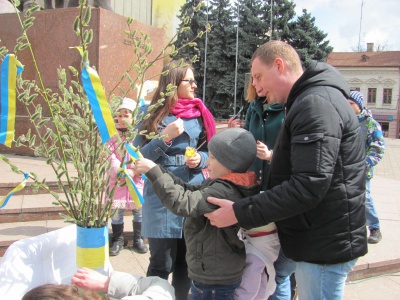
<box><xmin>110</xmin><ymin>223</ymin><xmax>124</xmax><ymax>256</ymax></box>
<box><xmin>133</xmin><ymin>221</ymin><xmax>148</xmax><ymax>253</ymax></box>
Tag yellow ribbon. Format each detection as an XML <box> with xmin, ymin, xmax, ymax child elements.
<box><xmin>0</xmin><ymin>172</ymin><xmax>29</xmax><ymax>209</ymax></box>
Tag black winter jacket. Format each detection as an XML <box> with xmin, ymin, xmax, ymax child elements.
<box><xmin>233</xmin><ymin>61</ymin><xmax>368</xmax><ymax>264</ymax></box>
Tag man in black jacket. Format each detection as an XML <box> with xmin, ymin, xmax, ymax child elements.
<box><xmin>205</xmin><ymin>40</ymin><xmax>367</xmax><ymax>300</ymax></box>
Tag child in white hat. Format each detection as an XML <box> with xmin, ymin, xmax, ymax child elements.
<box><xmin>106</xmin><ymin>98</ymin><xmax>148</xmax><ymax>255</ymax></box>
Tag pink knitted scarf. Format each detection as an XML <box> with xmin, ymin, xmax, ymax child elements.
<box><xmin>170</xmin><ymin>98</ymin><xmax>216</xmax><ymax>142</ymax></box>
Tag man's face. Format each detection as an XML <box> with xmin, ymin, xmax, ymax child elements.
<box><xmin>251</xmin><ymin>56</ymin><xmax>286</xmax><ymax>104</ymax></box>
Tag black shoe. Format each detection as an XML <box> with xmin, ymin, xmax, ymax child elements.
<box><xmin>368</xmin><ymin>228</ymin><xmax>382</xmax><ymax>244</ymax></box>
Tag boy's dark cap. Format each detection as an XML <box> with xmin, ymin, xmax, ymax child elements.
<box><xmin>208</xmin><ymin>128</ymin><xmax>257</xmax><ymax>173</ymax></box>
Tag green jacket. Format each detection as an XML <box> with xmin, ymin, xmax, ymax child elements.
<box><xmin>243</xmin><ymin>98</ymin><xmax>285</xmax><ymax>190</ymax></box>
<box><xmin>146</xmin><ymin>166</ymin><xmax>260</xmax><ymax>285</ymax></box>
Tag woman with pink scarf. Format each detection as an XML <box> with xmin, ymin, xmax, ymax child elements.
<box><xmin>133</xmin><ymin>60</ymin><xmax>215</xmax><ymax>300</ymax></box>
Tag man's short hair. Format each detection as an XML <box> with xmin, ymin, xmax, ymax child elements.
<box><xmin>252</xmin><ymin>40</ymin><xmax>302</xmax><ymax>74</ymax></box>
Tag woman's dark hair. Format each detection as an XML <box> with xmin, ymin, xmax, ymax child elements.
<box><xmin>22</xmin><ymin>284</ymin><xmax>107</xmax><ymax>300</ymax></box>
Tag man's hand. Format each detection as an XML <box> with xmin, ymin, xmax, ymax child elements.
<box><xmin>204</xmin><ymin>197</ymin><xmax>238</xmax><ymax>227</ymax></box>
<box><xmin>71</xmin><ymin>267</ymin><xmax>110</xmax><ymax>293</ymax></box>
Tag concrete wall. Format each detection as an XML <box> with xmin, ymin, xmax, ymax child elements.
<box><xmin>0</xmin><ymin>7</ymin><xmax>164</xmax><ymax>155</ymax></box>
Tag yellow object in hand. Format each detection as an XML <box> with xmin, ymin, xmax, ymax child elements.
<box><xmin>184</xmin><ymin>146</ymin><xmax>197</xmax><ymax>161</ymax></box>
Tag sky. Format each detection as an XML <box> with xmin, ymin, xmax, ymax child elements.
<box><xmin>292</xmin><ymin>0</ymin><xmax>400</xmax><ymax>52</ymax></box>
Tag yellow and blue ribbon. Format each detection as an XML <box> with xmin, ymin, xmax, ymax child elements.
<box><xmin>0</xmin><ymin>54</ymin><xmax>24</xmax><ymax>147</ymax></box>
<box><xmin>74</xmin><ymin>47</ymin><xmax>117</xmax><ymax>143</ymax></box>
<box><xmin>119</xmin><ymin>166</ymin><xmax>144</xmax><ymax>209</ymax></box>
<box><xmin>118</xmin><ymin>144</ymin><xmax>146</xmax><ymax>207</ymax></box>
<box><xmin>81</xmin><ymin>65</ymin><xmax>117</xmax><ymax>144</ymax></box>
<box><xmin>125</xmin><ymin>142</ymin><xmax>146</xmax><ymax>180</ymax></box>
<box><xmin>125</xmin><ymin>142</ymin><xmax>143</xmax><ymax>161</ymax></box>
<box><xmin>0</xmin><ymin>172</ymin><xmax>29</xmax><ymax>209</ymax></box>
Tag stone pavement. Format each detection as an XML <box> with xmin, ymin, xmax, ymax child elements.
<box><xmin>1</xmin><ymin>138</ymin><xmax>400</xmax><ymax>299</ymax></box>
<box><xmin>112</xmin><ymin>140</ymin><xmax>400</xmax><ymax>300</ymax></box>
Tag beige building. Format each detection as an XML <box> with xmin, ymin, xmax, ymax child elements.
<box><xmin>110</xmin><ymin>0</ymin><xmax>152</xmax><ymax>24</ymax></box>
<box><xmin>327</xmin><ymin>46</ymin><xmax>400</xmax><ymax>139</ymax></box>
<box><xmin>35</xmin><ymin>1</ymin><xmax>183</xmax><ymax>43</ymax></box>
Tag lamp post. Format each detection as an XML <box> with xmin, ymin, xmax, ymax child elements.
<box><xmin>233</xmin><ymin>0</ymin><xmax>239</xmax><ymax>114</ymax></box>
<box><xmin>203</xmin><ymin>0</ymin><xmax>209</xmax><ymax>103</ymax></box>
<box><xmin>270</xmin><ymin>0</ymin><xmax>273</xmax><ymax>40</ymax></box>
<box><xmin>358</xmin><ymin>0</ymin><xmax>364</xmax><ymax>52</ymax></box>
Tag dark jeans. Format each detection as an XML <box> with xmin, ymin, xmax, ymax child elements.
<box><xmin>147</xmin><ymin>237</ymin><xmax>190</xmax><ymax>300</ymax></box>
<box><xmin>190</xmin><ymin>279</ymin><xmax>241</xmax><ymax>300</ymax></box>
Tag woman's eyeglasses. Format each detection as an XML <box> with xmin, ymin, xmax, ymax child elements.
<box><xmin>181</xmin><ymin>79</ymin><xmax>197</xmax><ymax>85</ymax></box>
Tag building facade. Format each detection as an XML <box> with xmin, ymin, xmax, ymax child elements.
<box><xmin>327</xmin><ymin>48</ymin><xmax>400</xmax><ymax>139</ymax></box>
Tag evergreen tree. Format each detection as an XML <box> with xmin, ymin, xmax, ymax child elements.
<box><xmin>233</xmin><ymin>0</ymin><xmax>270</xmax><ymax>112</ymax></box>
<box><xmin>173</xmin><ymin>0</ymin><xmax>212</xmax><ymax>104</ymax></box>
<box><xmin>173</xmin><ymin>0</ymin><xmax>208</xmax><ymax>64</ymax></box>
<box><xmin>265</xmin><ymin>0</ymin><xmax>296</xmax><ymax>41</ymax></box>
<box><xmin>285</xmin><ymin>9</ymin><xmax>333</xmax><ymax>68</ymax></box>
<box><xmin>200</xmin><ymin>0</ymin><xmax>236</xmax><ymax>117</ymax></box>
<box><xmin>173</xmin><ymin>0</ymin><xmax>334</xmax><ymax>119</ymax></box>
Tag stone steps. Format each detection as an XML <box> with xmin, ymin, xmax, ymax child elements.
<box><xmin>0</xmin><ymin>184</ymin><xmax>135</xmax><ymax>256</ymax></box>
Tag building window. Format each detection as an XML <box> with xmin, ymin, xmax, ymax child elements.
<box><xmin>368</xmin><ymin>88</ymin><xmax>376</xmax><ymax>104</ymax></box>
<box><xmin>350</xmin><ymin>87</ymin><xmax>360</xmax><ymax>92</ymax></box>
<box><xmin>383</xmin><ymin>88</ymin><xmax>392</xmax><ymax>104</ymax></box>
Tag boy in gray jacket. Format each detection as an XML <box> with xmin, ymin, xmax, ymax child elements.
<box><xmin>134</xmin><ymin>128</ymin><xmax>260</xmax><ymax>300</ymax></box>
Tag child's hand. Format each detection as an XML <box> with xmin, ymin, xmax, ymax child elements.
<box><xmin>135</xmin><ymin>158</ymin><xmax>156</xmax><ymax>174</ymax></box>
<box><xmin>186</xmin><ymin>152</ymin><xmax>201</xmax><ymax>168</ymax></box>
<box><xmin>162</xmin><ymin>118</ymin><xmax>184</xmax><ymax>143</ymax></box>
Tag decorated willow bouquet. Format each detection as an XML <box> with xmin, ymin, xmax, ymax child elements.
<box><xmin>0</xmin><ymin>0</ymin><xmax>209</xmax><ymax>228</ymax></box>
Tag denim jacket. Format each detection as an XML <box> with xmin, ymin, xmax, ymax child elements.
<box><xmin>133</xmin><ymin>106</ymin><xmax>209</xmax><ymax>238</ymax></box>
